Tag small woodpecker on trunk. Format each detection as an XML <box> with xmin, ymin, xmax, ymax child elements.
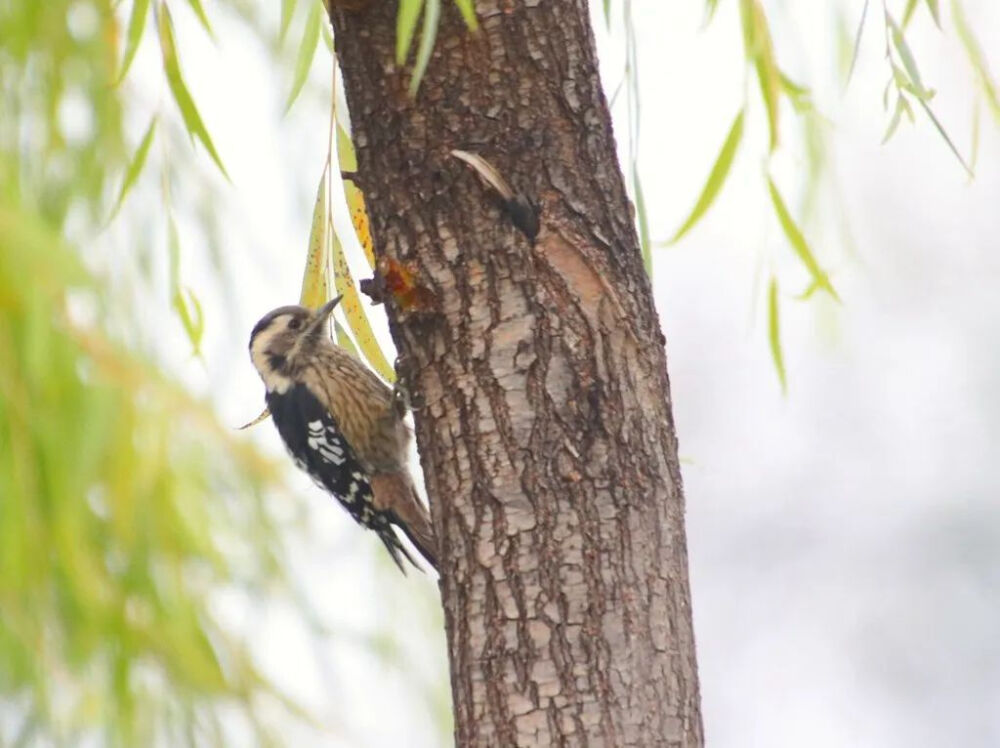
<box><xmin>248</xmin><ymin>297</ymin><xmax>437</xmax><ymax>573</ymax></box>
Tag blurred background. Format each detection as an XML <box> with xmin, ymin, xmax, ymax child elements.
<box><xmin>1</xmin><ymin>0</ymin><xmax>997</xmax><ymax>746</ymax></box>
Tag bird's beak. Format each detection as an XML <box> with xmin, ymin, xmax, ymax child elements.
<box><xmin>303</xmin><ymin>294</ymin><xmax>343</xmax><ymax>337</ymax></box>
<box><xmin>316</xmin><ymin>294</ymin><xmax>343</xmax><ymax>321</ymax></box>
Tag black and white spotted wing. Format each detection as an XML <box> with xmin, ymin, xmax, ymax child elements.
<box><xmin>265</xmin><ymin>383</ymin><xmax>418</xmax><ymax>571</ymax></box>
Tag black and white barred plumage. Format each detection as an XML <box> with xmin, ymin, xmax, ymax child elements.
<box><xmin>249</xmin><ymin>298</ymin><xmax>436</xmax><ymax>573</ymax></box>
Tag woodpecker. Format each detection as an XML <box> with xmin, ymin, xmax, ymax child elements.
<box><xmin>248</xmin><ymin>297</ymin><xmax>437</xmax><ymax>573</ymax></box>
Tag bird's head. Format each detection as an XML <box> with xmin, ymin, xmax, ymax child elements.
<box><xmin>249</xmin><ymin>296</ymin><xmax>341</xmax><ymax>390</ymax></box>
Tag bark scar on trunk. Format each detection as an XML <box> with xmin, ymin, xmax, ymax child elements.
<box><xmin>535</xmin><ymin>223</ymin><xmax>629</xmax><ymax>329</ymax></box>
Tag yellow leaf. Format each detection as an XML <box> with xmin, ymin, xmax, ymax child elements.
<box><xmin>332</xmin><ymin>233</ymin><xmax>395</xmax><ymax>382</ymax></box>
<box><xmin>345</xmin><ymin>182</ymin><xmax>375</xmax><ymax>269</ymax></box>
<box><xmin>334</xmin><ymin>319</ymin><xmax>359</xmax><ymax>358</ymax></box>
<box><xmin>299</xmin><ymin>168</ymin><xmax>330</xmax><ymax>309</ymax></box>
<box><xmin>336</xmin><ymin>124</ymin><xmax>375</xmax><ymax>269</ymax></box>
<box><xmin>335</xmin><ymin>121</ymin><xmax>357</xmax><ymax>171</ymax></box>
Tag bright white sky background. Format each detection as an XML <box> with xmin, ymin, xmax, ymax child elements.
<box><xmin>110</xmin><ymin>1</ymin><xmax>1000</xmax><ymax>745</ymax></box>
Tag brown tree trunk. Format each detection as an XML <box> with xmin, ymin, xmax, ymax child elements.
<box><xmin>330</xmin><ymin>1</ymin><xmax>703</xmax><ymax>745</ymax></box>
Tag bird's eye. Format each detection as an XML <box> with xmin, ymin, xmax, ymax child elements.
<box><xmin>287</xmin><ymin>317</ymin><xmax>303</xmax><ymax>331</ymax></box>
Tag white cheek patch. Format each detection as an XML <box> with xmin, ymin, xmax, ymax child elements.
<box><xmin>250</xmin><ymin>323</ymin><xmax>293</xmax><ymax>393</ymax></box>
<box><xmin>307</xmin><ymin>419</ymin><xmax>347</xmax><ymax>466</ymax></box>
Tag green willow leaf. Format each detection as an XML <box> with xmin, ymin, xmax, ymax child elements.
<box><xmin>705</xmin><ymin>0</ymin><xmax>721</xmax><ymax>24</ymax></box>
<box><xmin>892</xmin><ymin>63</ymin><xmax>934</xmax><ymax>101</ymax></box>
<box><xmin>768</xmin><ymin>277</ymin><xmax>787</xmax><ymax>392</ymax></box>
<box><xmin>157</xmin><ymin>3</ymin><xmax>229</xmax><ymax>179</ymax></box>
<box><xmin>320</xmin><ymin>17</ymin><xmax>334</xmax><ymax>53</ymax></box>
<box><xmin>952</xmin><ymin>0</ymin><xmax>1000</xmax><ymax>123</ymax></box>
<box><xmin>741</xmin><ymin>0</ymin><xmax>780</xmax><ymax>151</ymax></box>
<box><xmin>844</xmin><ymin>0</ymin><xmax>869</xmax><ymax>88</ymax></box>
<box><xmin>738</xmin><ymin>0</ymin><xmax>752</xmax><ymax>47</ymax></box>
<box><xmin>453</xmin><ymin>0</ymin><xmax>478</xmax><ymax>30</ymax></box>
<box><xmin>336</xmin><ymin>121</ymin><xmax>357</xmax><ymax>171</ymax></box>
<box><xmin>173</xmin><ymin>287</ymin><xmax>205</xmax><ymax>356</ymax></box>
<box><xmin>924</xmin><ymin>0</ymin><xmax>941</xmax><ymax>27</ymax></box>
<box><xmin>885</xmin><ymin>11</ymin><xmax>973</xmax><ymax>176</ymax></box>
<box><xmin>285</xmin><ymin>0</ymin><xmax>321</xmax><ymax>112</ymax></box>
<box><xmin>886</xmin><ymin>12</ymin><xmax>931</xmax><ymax>97</ymax></box>
<box><xmin>168</xmin><ymin>212</ymin><xmax>181</xmax><ymax>291</ymax></box>
<box><xmin>116</xmin><ymin>0</ymin><xmax>151</xmax><ymax>84</ymax></box>
<box><xmin>396</xmin><ymin>0</ymin><xmax>424</xmax><ymax>66</ymax></box>
<box><xmin>969</xmin><ymin>97</ymin><xmax>981</xmax><ymax>175</ymax></box>
<box><xmin>918</xmin><ymin>99</ymin><xmax>974</xmax><ymax>177</ymax></box>
<box><xmin>751</xmin><ymin>2</ymin><xmax>781</xmax><ymax>140</ymax></box>
<box><xmin>635</xmin><ymin>173</ymin><xmax>651</xmax><ymax>274</ymax></box>
<box><xmin>185</xmin><ymin>0</ymin><xmax>214</xmax><ymax>37</ymax></box>
<box><xmin>780</xmin><ymin>73</ymin><xmax>812</xmax><ymax>111</ymax></box>
<box><xmin>882</xmin><ymin>94</ymin><xmax>906</xmax><ymax>143</ymax></box>
<box><xmin>902</xmin><ymin>0</ymin><xmax>919</xmax><ymax>27</ymax></box>
<box><xmin>167</xmin><ymin>215</ymin><xmax>204</xmax><ymax>356</ymax></box>
<box><xmin>795</xmin><ymin>278</ymin><xmax>822</xmax><ymax>301</ymax></box>
<box><xmin>900</xmin><ymin>93</ymin><xmax>916</xmax><ymax>122</ymax></box>
<box><xmin>408</xmin><ymin>0</ymin><xmax>440</xmax><ymax>96</ymax></box>
<box><xmin>280</xmin><ymin>0</ymin><xmax>297</xmax><ymax>43</ymax></box>
<box><xmin>665</xmin><ymin>109</ymin><xmax>744</xmax><ymax>245</ymax></box>
<box><xmin>108</xmin><ymin>116</ymin><xmax>157</xmax><ymax>222</ymax></box>
<box><xmin>766</xmin><ymin>176</ymin><xmax>839</xmax><ymax>301</ymax></box>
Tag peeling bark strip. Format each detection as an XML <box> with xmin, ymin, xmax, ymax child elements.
<box><xmin>330</xmin><ymin>1</ymin><xmax>703</xmax><ymax>745</ymax></box>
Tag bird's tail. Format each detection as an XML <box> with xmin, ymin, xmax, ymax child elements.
<box><xmin>370</xmin><ymin>472</ymin><xmax>438</xmax><ymax>573</ymax></box>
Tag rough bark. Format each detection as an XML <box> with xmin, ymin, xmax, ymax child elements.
<box><xmin>329</xmin><ymin>1</ymin><xmax>703</xmax><ymax>745</ymax></box>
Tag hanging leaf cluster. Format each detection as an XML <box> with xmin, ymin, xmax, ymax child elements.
<box><xmin>652</xmin><ymin>0</ymin><xmax>997</xmax><ymax>389</ymax></box>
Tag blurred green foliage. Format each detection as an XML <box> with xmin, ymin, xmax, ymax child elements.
<box><xmin>0</xmin><ymin>0</ymin><xmax>123</xmax><ymax>228</ymax></box>
<box><xmin>0</xmin><ymin>211</ymin><xmax>297</xmax><ymax>745</ymax></box>
<box><xmin>0</xmin><ymin>0</ymin><xmax>307</xmax><ymax>743</ymax></box>
<box><xmin>647</xmin><ymin>0</ymin><xmax>999</xmax><ymax>388</ymax></box>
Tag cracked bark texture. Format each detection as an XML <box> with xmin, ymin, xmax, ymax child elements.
<box><xmin>330</xmin><ymin>1</ymin><xmax>703</xmax><ymax>745</ymax></box>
